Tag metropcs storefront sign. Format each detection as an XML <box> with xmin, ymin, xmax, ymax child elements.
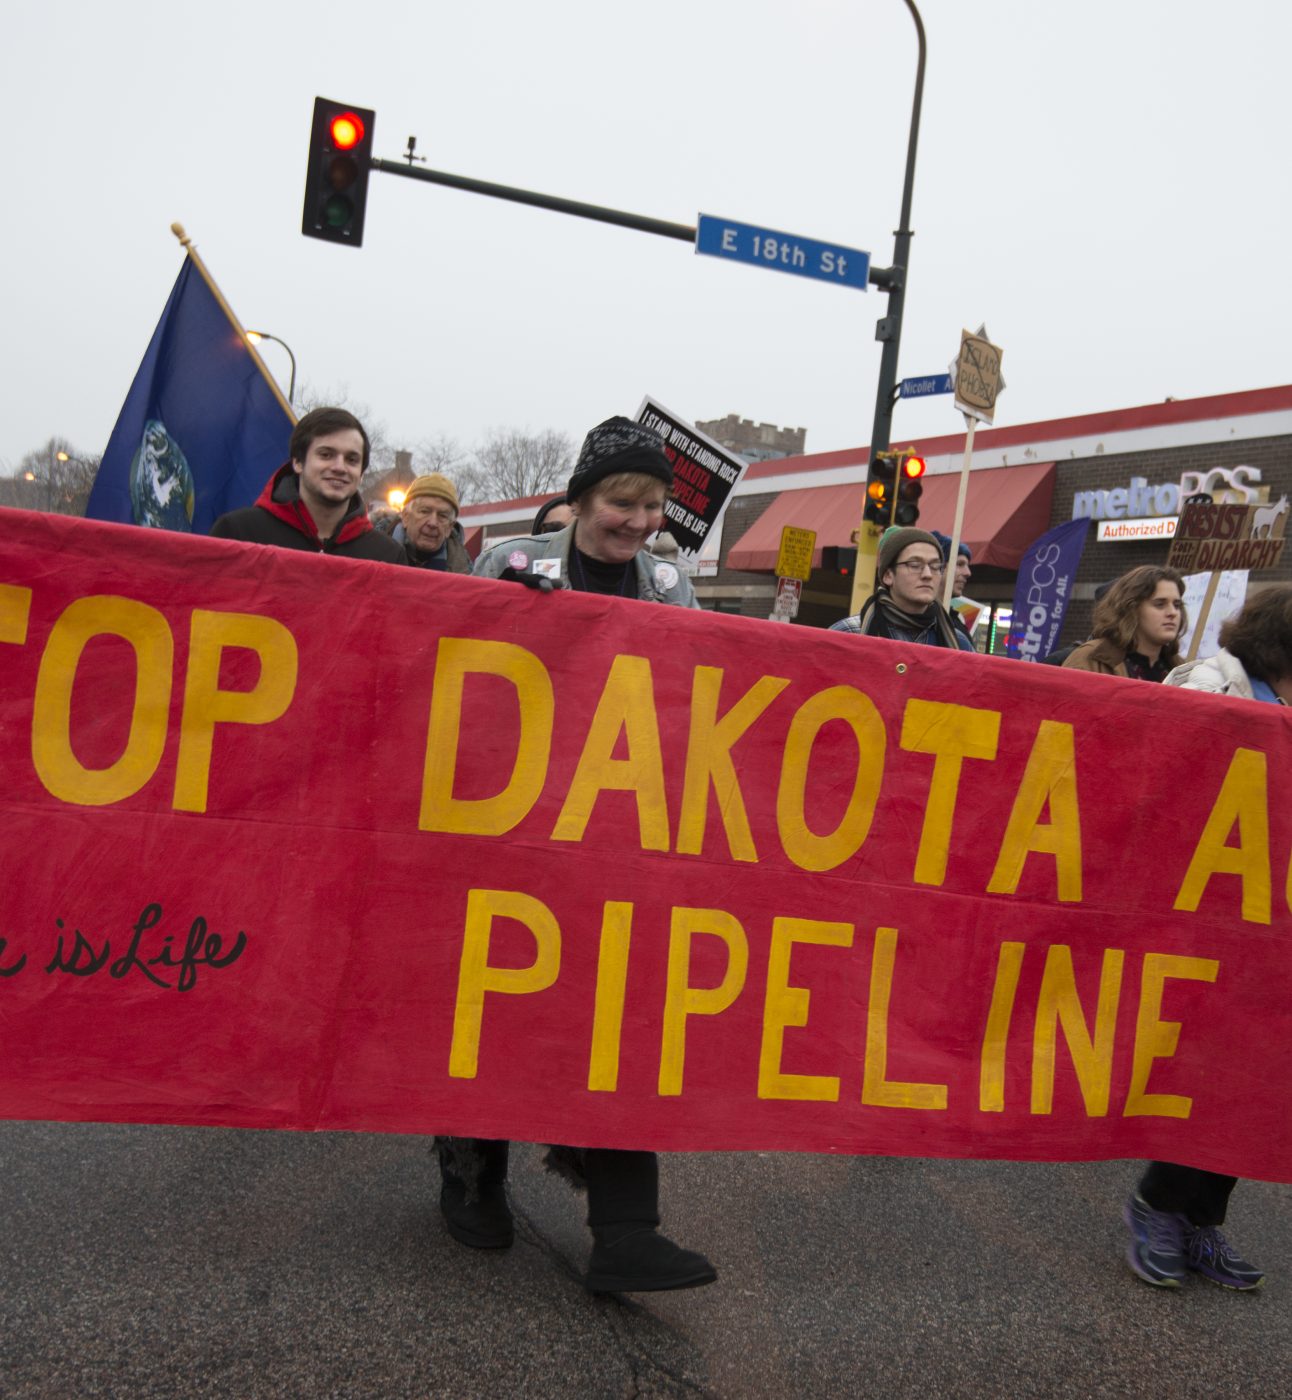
<box><xmin>1095</xmin><ymin>517</ymin><xmax>1180</xmax><ymax>543</ymax></box>
<box><xmin>1072</xmin><ymin>467</ymin><xmax>1263</xmax><ymax>522</ymax></box>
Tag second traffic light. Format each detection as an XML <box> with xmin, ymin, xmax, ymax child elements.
<box><xmin>863</xmin><ymin>452</ymin><xmax>898</xmax><ymax>527</ymax></box>
<box><xmin>894</xmin><ymin>452</ymin><xmax>926</xmax><ymax>526</ymax></box>
<box><xmin>302</xmin><ymin>97</ymin><xmax>376</xmax><ymax>247</ymax></box>
<box><xmin>865</xmin><ymin>449</ymin><xmax>926</xmax><ymax>528</ymax></box>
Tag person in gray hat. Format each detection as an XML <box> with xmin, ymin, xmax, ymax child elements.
<box><xmin>435</xmin><ymin>417</ymin><xmax>714</xmax><ymax>1298</ymax></box>
<box><xmin>830</xmin><ymin>526</ymin><xmax>975</xmax><ymax>650</ymax></box>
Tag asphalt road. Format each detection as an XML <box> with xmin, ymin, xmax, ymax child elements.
<box><xmin>1</xmin><ymin>1123</ymin><xmax>1287</xmax><ymax>1398</ymax></box>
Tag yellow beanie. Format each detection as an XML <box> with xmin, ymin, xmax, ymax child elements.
<box><xmin>404</xmin><ymin>473</ymin><xmax>459</xmax><ymax>513</ymax></box>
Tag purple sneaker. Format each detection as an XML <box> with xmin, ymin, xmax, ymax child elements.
<box><xmin>1185</xmin><ymin>1225</ymin><xmax>1265</xmax><ymax>1291</ymax></box>
<box><xmin>1123</xmin><ymin>1193</ymin><xmax>1187</xmax><ymax>1287</ymax></box>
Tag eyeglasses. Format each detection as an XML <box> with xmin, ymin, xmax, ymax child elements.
<box><xmin>894</xmin><ymin>558</ymin><xmax>946</xmax><ymax>576</ymax></box>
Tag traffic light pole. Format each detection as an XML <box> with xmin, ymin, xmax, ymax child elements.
<box><xmin>370</xmin><ymin>157</ymin><xmax>909</xmax><ymax>283</ymax></box>
<box><xmin>850</xmin><ymin>0</ymin><xmax>927</xmax><ymax>616</ymax></box>
<box><xmin>370</xmin><ymin>158</ymin><xmax>700</xmax><ymax>245</ymax></box>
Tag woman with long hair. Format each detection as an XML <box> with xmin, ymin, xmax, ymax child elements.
<box><xmin>1064</xmin><ymin>568</ymin><xmax>1267</xmax><ymax>1290</ymax></box>
<box><xmin>1062</xmin><ymin>565</ymin><xmax>1186</xmax><ymax>680</ymax></box>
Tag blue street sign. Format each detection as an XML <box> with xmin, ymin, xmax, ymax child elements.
<box><xmin>695</xmin><ymin>215</ymin><xmax>869</xmax><ymax>291</ymax></box>
<box><xmin>898</xmin><ymin>374</ymin><xmax>954</xmax><ymax>399</ymax></box>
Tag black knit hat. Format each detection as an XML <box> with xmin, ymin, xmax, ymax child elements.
<box><xmin>567</xmin><ymin>417</ymin><xmax>673</xmax><ymax>501</ymax></box>
<box><xmin>531</xmin><ymin>494</ymin><xmax>570</xmax><ymax>534</ymax></box>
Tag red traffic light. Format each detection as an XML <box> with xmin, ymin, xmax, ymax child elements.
<box><xmin>901</xmin><ymin>454</ymin><xmax>926</xmax><ymax>479</ymax></box>
<box><xmin>304</xmin><ymin>97</ymin><xmax>376</xmax><ymax>247</ymax></box>
<box><xmin>329</xmin><ymin>112</ymin><xmax>365</xmax><ymax>149</ymax></box>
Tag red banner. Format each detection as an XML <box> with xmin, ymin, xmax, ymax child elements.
<box><xmin>2</xmin><ymin>510</ymin><xmax>1290</xmax><ymax>1181</ymax></box>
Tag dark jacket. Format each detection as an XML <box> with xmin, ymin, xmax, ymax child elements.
<box><xmin>211</xmin><ymin>463</ymin><xmax>406</xmax><ymax>564</ymax></box>
<box><xmin>392</xmin><ymin>520</ymin><xmax>473</xmax><ymax>574</ymax></box>
<box><xmin>830</xmin><ymin>589</ymin><xmax>975</xmax><ymax>651</ymax></box>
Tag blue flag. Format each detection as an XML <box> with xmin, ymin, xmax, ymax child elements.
<box><xmin>1005</xmin><ymin>517</ymin><xmax>1092</xmax><ymax>661</ymax></box>
<box><xmin>87</xmin><ymin>257</ymin><xmax>294</xmax><ymax>533</ymax></box>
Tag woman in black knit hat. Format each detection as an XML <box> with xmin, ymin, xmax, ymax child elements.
<box><xmin>436</xmin><ymin>418</ymin><xmax>714</xmax><ymax>1296</ymax></box>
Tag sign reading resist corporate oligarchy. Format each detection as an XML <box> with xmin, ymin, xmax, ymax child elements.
<box><xmin>635</xmin><ymin>397</ymin><xmax>748</xmax><ymax>554</ymax></box>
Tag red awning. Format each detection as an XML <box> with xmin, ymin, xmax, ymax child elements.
<box><xmin>726</xmin><ymin>461</ymin><xmax>1057</xmax><ymax>572</ymax></box>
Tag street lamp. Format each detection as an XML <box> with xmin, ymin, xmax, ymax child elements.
<box><xmin>245</xmin><ymin>330</ymin><xmax>298</xmax><ymax>405</ymax></box>
<box><xmin>387</xmin><ymin>489</ymin><xmax>407</xmax><ymax>510</ymax></box>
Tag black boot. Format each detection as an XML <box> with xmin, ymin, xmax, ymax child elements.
<box><xmin>583</xmin><ymin>1149</ymin><xmax>716</xmax><ymax>1294</ymax></box>
<box><xmin>586</xmin><ymin>1224</ymin><xmax>718</xmax><ymax>1294</ymax></box>
<box><xmin>436</xmin><ymin>1137</ymin><xmax>514</xmax><ymax>1249</ymax></box>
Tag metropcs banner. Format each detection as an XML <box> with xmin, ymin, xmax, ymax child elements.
<box><xmin>2</xmin><ymin>510</ymin><xmax>1290</xmax><ymax>1182</ymax></box>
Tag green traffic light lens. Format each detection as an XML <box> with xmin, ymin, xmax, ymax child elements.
<box><xmin>324</xmin><ymin>194</ymin><xmax>354</xmax><ymax>228</ymax></box>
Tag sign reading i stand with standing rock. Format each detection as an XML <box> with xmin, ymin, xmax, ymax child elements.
<box><xmin>634</xmin><ymin>398</ymin><xmax>748</xmax><ymax>555</ymax></box>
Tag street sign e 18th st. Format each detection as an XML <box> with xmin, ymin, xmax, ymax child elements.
<box><xmin>696</xmin><ymin>216</ymin><xmax>870</xmax><ymax>291</ymax></box>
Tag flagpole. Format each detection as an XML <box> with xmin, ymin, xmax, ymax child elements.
<box><xmin>170</xmin><ymin>223</ymin><xmax>297</xmax><ymax>424</ymax></box>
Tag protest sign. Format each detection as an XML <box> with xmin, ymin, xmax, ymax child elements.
<box><xmin>1167</xmin><ymin>498</ymin><xmax>1287</xmax><ymax>574</ymax></box>
<box><xmin>635</xmin><ymin>398</ymin><xmax>747</xmax><ymax>555</ymax></box>
<box><xmin>2</xmin><ymin>510</ymin><xmax>1290</xmax><ymax>1182</ymax></box>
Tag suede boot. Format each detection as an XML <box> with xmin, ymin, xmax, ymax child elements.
<box><xmin>586</xmin><ymin>1223</ymin><xmax>718</xmax><ymax>1293</ymax></box>
<box><xmin>583</xmin><ymin>1148</ymin><xmax>716</xmax><ymax>1293</ymax></box>
<box><xmin>436</xmin><ymin>1137</ymin><xmax>514</xmax><ymax>1249</ymax></box>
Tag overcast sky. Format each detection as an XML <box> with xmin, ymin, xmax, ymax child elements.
<box><xmin>4</xmin><ymin>0</ymin><xmax>1290</xmax><ymax>475</ymax></box>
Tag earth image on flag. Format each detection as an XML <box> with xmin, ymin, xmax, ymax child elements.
<box><xmin>129</xmin><ymin>419</ymin><xmax>195</xmax><ymax>530</ymax></box>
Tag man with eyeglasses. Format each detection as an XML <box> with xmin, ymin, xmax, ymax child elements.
<box><xmin>830</xmin><ymin>526</ymin><xmax>975</xmax><ymax>651</ymax></box>
<box><xmin>395</xmin><ymin>474</ymin><xmax>473</xmax><ymax>573</ymax></box>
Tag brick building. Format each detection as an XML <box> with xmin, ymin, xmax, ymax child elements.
<box><xmin>694</xmin><ymin>415</ymin><xmax>806</xmax><ymax>463</ymax></box>
<box><xmin>458</xmin><ymin>386</ymin><xmax>1291</xmax><ymax>648</ymax></box>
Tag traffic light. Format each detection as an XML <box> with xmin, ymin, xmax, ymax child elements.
<box><xmin>302</xmin><ymin>97</ymin><xmax>376</xmax><ymax>247</ymax></box>
<box><xmin>822</xmin><ymin>546</ymin><xmax>858</xmax><ymax>575</ymax></box>
<box><xmin>863</xmin><ymin>452</ymin><xmax>898</xmax><ymax>526</ymax></box>
<box><xmin>894</xmin><ymin>452</ymin><xmax>926</xmax><ymax>526</ymax></box>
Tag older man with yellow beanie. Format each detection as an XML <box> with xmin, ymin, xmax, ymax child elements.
<box><xmin>395</xmin><ymin>473</ymin><xmax>472</xmax><ymax>573</ymax></box>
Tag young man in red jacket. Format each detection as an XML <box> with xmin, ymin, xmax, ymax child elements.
<box><xmin>211</xmin><ymin>407</ymin><xmax>405</xmax><ymax>564</ymax></box>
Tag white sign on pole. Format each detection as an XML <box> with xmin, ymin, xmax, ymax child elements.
<box><xmin>942</xmin><ymin>325</ymin><xmax>1006</xmax><ymax>610</ymax></box>
<box><xmin>1182</xmin><ymin>570</ymin><xmax>1248</xmax><ymax>659</ymax></box>
<box><xmin>770</xmin><ymin>575</ymin><xmax>802</xmax><ymax>621</ymax></box>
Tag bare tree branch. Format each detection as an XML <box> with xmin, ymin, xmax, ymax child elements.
<box><xmin>460</xmin><ymin>428</ymin><xmax>574</xmax><ymax>505</ymax></box>
<box><xmin>11</xmin><ymin>437</ymin><xmax>101</xmax><ymax>515</ymax></box>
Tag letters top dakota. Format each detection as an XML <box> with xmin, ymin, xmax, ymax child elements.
<box><xmin>695</xmin><ymin>215</ymin><xmax>871</xmax><ymax>291</ymax></box>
